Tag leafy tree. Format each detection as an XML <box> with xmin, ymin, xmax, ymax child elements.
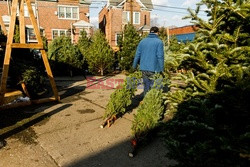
<box><xmin>118</xmin><ymin>24</ymin><xmax>141</xmax><ymax>71</ymax></box>
<box><xmin>86</xmin><ymin>30</ymin><xmax>114</xmax><ymax>75</ymax></box>
<box><xmin>48</xmin><ymin>36</ymin><xmax>83</xmax><ymax>76</ymax></box>
<box><xmin>163</xmin><ymin>0</ymin><xmax>250</xmax><ymax>166</ymax></box>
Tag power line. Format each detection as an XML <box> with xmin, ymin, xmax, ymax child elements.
<box><xmin>153</xmin><ymin>8</ymin><xmax>207</xmax><ymax>17</ymax></box>
<box><xmin>90</xmin><ymin>0</ymin><xmax>206</xmax><ymax>11</ymax></box>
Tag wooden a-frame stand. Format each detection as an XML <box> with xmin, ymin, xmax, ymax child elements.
<box><xmin>0</xmin><ymin>0</ymin><xmax>60</xmax><ymax>108</ymax></box>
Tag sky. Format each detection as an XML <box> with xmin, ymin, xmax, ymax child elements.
<box><xmin>89</xmin><ymin>0</ymin><xmax>208</xmax><ymax>28</ymax></box>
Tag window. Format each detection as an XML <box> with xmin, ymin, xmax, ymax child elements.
<box><xmin>52</xmin><ymin>29</ymin><xmax>69</xmax><ymax>39</ymax></box>
<box><xmin>122</xmin><ymin>11</ymin><xmax>130</xmax><ymax>24</ymax></box>
<box><xmin>17</xmin><ymin>3</ymin><xmax>36</xmax><ymax>17</ymax></box>
<box><xmin>58</xmin><ymin>6</ymin><xmax>79</xmax><ymax>20</ymax></box>
<box><xmin>27</xmin><ymin>28</ymin><xmax>43</xmax><ymax>43</ymax></box>
<box><xmin>122</xmin><ymin>11</ymin><xmax>140</xmax><ymax>24</ymax></box>
<box><xmin>27</xmin><ymin>29</ymin><xmax>36</xmax><ymax>42</ymax></box>
<box><xmin>133</xmin><ymin>12</ymin><xmax>140</xmax><ymax>24</ymax></box>
<box><xmin>115</xmin><ymin>33</ymin><xmax>123</xmax><ymax>46</ymax></box>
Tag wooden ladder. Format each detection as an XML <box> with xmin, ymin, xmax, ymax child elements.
<box><xmin>0</xmin><ymin>0</ymin><xmax>60</xmax><ymax>107</ymax></box>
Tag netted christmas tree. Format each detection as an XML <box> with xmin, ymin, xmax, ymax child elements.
<box><xmin>129</xmin><ymin>73</ymin><xmax>168</xmax><ymax>157</ymax></box>
<box><xmin>102</xmin><ymin>71</ymin><xmax>142</xmax><ymax>127</ymax></box>
<box><xmin>131</xmin><ymin>88</ymin><xmax>164</xmax><ymax>139</ymax></box>
<box><xmin>163</xmin><ymin>0</ymin><xmax>250</xmax><ymax>166</ymax></box>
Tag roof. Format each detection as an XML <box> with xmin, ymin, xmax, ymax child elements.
<box><xmin>26</xmin><ymin>25</ymin><xmax>44</xmax><ymax>29</ymax></box>
<box><xmin>2</xmin><ymin>15</ymin><xmax>10</xmax><ymax>23</ymax></box>
<box><xmin>109</xmin><ymin>0</ymin><xmax>153</xmax><ymax>10</ymax></box>
<box><xmin>169</xmin><ymin>25</ymin><xmax>199</xmax><ymax>35</ymax></box>
<box><xmin>73</xmin><ymin>20</ymin><xmax>94</xmax><ymax>28</ymax></box>
<box><xmin>80</xmin><ymin>0</ymin><xmax>92</xmax><ymax>5</ymax></box>
<box><xmin>175</xmin><ymin>33</ymin><xmax>196</xmax><ymax>43</ymax></box>
<box><xmin>138</xmin><ymin>25</ymin><xmax>150</xmax><ymax>31</ymax></box>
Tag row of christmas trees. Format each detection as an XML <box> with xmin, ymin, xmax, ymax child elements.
<box><xmin>102</xmin><ymin>0</ymin><xmax>250</xmax><ymax>165</ymax></box>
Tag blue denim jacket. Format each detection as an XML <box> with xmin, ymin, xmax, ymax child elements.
<box><xmin>132</xmin><ymin>33</ymin><xmax>164</xmax><ymax>72</ymax></box>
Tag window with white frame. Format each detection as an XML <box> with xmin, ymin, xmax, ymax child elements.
<box><xmin>17</xmin><ymin>3</ymin><xmax>36</xmax><ymax>17</ymax></box>
<box><xmin>27</xmin><ymin>29</ymin><xmax>36</xmax><ymax>42</ymax></box>
<box><xmin>52</xmin><ymin>29</ymin><xmax>69</xmax><ymax>39</ymax></box>
<box><xmin>122</xmin><ymin>11</ymin><xmax>140</xmax><ymax>24</ymax></box>
<box><xmin>122</xmin><ymin>11</ymin><xmax>130</xmax><ymax>24</ymax></box>
<box><xmin>27</xmin><ymin>28</ymin><xmax>43</xmax><ymax>43</ymax></box>
<box><xmin>133</xmin><ymin>12</ymin><xmax>140</xmax><ymax>24</ymax></box>
<box><xmin>58</xmin><ymin>6</ymin><xmax>79</xmax><ymax>20</ymax></box>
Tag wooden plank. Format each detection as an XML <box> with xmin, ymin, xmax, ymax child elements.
<box><xmin>0</xmin><ymin>100</ymin><xmax>31</xmax><ymax>111</ymax></box>
<box><xmin>40</xmin><ymin>49</ymin><xmax>60</xmax><ymax>101</ymax></box>
<box><xmin>25</xmin><ymin>0</ymin><xmax>42</xmax><ymax>45</ymax></box>
<box><xmin>0</xmin><ymin>0</ymin><xmax>18</xmax><ymax>105</ymax></box>
<box><xmin>26</xmin><ymin>0</ymin><xmax>60</xmax><ymax>101</ymax></box>
<box><xmin>19</xmin><ymin>0</ymin><xmax>26</xmax><ymax>44</ymax></box>
<box><xmin>11</xmin><ymin>43</ymin><xmax>43</xmax><ymax>49</ymax></box>
<box><xmin>0</xmin><ymin>14</ymin><xmax>7</xmax><ymax>35</ymax></box>
<box><xmin>20</xmin><ymin>82</ymin><xmax>30</xmax><ymax>97</ymax></box>
<box><xmin>31</xmin><ymin>97</ymin><xmax>59</xmax><ymax>104</ymax></box>
<box><xmin>3</xmin><ymin>90</ymin><xmax>23</xmax><ymax>104</ymax></box>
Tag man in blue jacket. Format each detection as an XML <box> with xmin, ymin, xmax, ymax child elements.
<box><xmin>132</xmin><ymin>26</ymin><xmax>164</xmax><ymax>96</ymax></box>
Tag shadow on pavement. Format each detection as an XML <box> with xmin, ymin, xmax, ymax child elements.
<box><xmin>0</xmin><ymin>104</ymin><xmax>72</xmax><ymax>140</ymax></box>
<box><xmin>66</xmin><ymin>136</ymin><xmax>175</xmax><ymax>167</ymax></box>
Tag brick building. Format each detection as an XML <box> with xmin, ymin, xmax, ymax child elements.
<box><xmin>99</xmin><ymin>0</ymin><xmax>153</xmax><ymax>49</ymax></box>
<box><xmin>0</xmin><ymin>0</ymin><xmax>93</xmax><ymax>43</ymax></box>
<box><xmin>169</xmin><ymin>25</ymin><xmax>199</xmax><ymax>43</ymax></box>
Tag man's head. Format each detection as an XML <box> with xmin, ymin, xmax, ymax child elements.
<box><xmin>150</xmin><ymin>26</ymin><xmax>159</xmax><ymax>33</ymax></box>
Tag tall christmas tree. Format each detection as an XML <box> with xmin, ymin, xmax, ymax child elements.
<box><xmin>86</xmin><ymin>30</ymin><xmax>114</xmax><ymax>76</ymax></box>
<box><xmin>118</xmin><ymin>24</ymin><xmax>141</xmax><ymax>71</ymax></box>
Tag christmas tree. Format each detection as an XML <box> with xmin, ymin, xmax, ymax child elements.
<box><xmin>102</xmin><ymin>71</ymin><xmax>142</xmax><ymax>127</ymax></box>
<box><xmin>163</xmin><ymin>0</ymin><xmax>250</xmax><ymax>166</ymax></box>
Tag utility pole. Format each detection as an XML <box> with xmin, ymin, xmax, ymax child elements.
<box><xmin>167</xmin><ymin>27</ymin><xmax>170</xmax><ymax>46</ymax></box>
<box><xmin>129</xmin><ymin>0</ymin><xmax>133</xmax><ymax>25</ymax></box>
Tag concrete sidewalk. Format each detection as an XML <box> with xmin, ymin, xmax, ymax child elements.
<box><xmin>0</xmin><ymin>74</ymin><xmax>176</xmax><ymax>167</ymax></box>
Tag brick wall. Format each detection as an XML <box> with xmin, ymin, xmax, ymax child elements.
<box><xmin>0</xmin><ymin>0</ymin><xmax>90</xmax><ymax>43</ymax></box>
<box><xmin>37</xmin><ymin>1</ymin><xmax>89</xmax><ymax>42</ymax></box>
<box><xmin>99</xmin><ymin>1</ymin><xmax>151</xmax><ymax>48</ymax></box>
<box><xmin>169</xmin><ymin>25</ymin><xmax>198</xmax><ymax>35</ymax></box>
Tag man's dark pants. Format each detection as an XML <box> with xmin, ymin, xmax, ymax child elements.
<box><xmin>142</xmin><ymin>71</ymin><xmax>155</xmax><ymax>96</ymax></box>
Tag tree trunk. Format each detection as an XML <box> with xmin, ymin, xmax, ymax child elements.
<box><xmin>101</xmin><ymin>68</ymin><xmax>104</xmax><ymax>76</ymax></box>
